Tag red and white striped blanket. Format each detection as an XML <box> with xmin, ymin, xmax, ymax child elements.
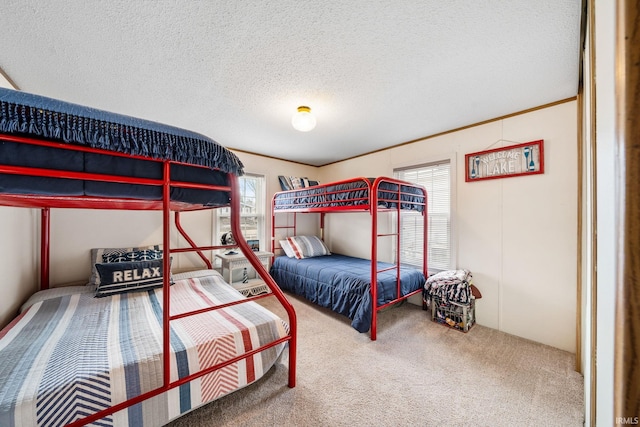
<box><xmin>0</xmin><ymin>271</ymin><xmax>288</xmax><ymax>426</ymax></box>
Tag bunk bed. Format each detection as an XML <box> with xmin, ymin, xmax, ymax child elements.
<box><xmin>270</xmin><ymin>176</ymin><xmax>427</xmax><ymax>340</ymax></box>
<box><xmin>0</xmin><ymin>87</ymin><xmax>297</xmax><ymax>426</ymax></box>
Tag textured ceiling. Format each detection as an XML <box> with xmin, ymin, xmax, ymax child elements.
<box><xmin>0</xmin><ymin>1</ymin><xmax>583</xmax><ymax>166</ymax></box>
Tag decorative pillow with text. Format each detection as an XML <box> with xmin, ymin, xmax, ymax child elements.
<box><xmin>94</xmin><ymin>258</ymin><xmax>170</xmax><ymax>297</ymax></box>
<box><xmin>89</xmin><ymin>244</ymin><xmax>163</xmax><ymax>286</ymax></box>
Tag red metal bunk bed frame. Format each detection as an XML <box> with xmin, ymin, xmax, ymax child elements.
<box><xmin>0</xmin><ymin>133</ymin><xmax>297</xmax><ymax>427</ymax></box>
<box><xmin>271</xmin><ymin>176</ymin><xmax>427</xmax><ymax>341</ymax></box>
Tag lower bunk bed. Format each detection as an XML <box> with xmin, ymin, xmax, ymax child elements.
<box><xmin>270</xmin><ymin>253</ymin><xmax>425</xmax><ymax>334</ymax></box>
<box><xmin>0</xmin><ymin>269</ymin><xmax>289</xmax><ymax>426</ymax></box>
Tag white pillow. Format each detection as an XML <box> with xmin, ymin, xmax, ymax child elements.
<box><xmin>279</xmin><ymin>240</ymin><xmax>296</xmax><ymax>258</ymax></box>
<box><xmin>287</xmin><ymin>235</ymin><xmax>331</xmax><ymax>259</ymax></box>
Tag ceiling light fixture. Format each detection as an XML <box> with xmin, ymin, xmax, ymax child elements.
<box><xmin>291</xmin><ymin>106</ymin><xmax>316</xmax><ymax>132</ymax></box>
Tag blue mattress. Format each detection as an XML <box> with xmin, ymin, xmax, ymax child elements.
<box><xmin>0</xmin><ymin>88</ymin><xmax>242</xmax><ymax>205</ymax></box>
<box><xmin>273</xmin><ymin>178</ymin><xmax>425</xmax><ymax>212</ymax></box>
<box><xmin>269</xmin><ymin>254</ymin><xmax>425</xmax><ymax>332</ymax></box>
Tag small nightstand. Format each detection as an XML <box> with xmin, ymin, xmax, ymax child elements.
<box><xmin>215</xmin><ymin>251</ymin><xmax>274</xmax><ymax>296</ymax></box>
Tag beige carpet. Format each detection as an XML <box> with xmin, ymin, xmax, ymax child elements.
<box><xmin>167</xmin><ymin>294</ymin><xmax>584</xmax><ymax>427</ymax></box>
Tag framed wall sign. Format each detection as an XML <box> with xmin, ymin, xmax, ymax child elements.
<box><xmin>465</xmin><ymin>140</ymin><xmax>544</xmax><ymax>182</ymax></box>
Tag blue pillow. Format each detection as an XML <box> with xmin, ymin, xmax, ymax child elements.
<box><xmin>102</xmin><ymin>248</ymin><xmax>163</xmax><ymax>263</ymax></box>
<box><xmin>94</xmin><ymin>258</ymin><xmax>170</xmax><ymax>297</ymax></box>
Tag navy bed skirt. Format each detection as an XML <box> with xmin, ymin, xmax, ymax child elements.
<box><xmin>270</xmin><ymin>253</ymin><xmax>425</xmax><ymax>332</ymax></box>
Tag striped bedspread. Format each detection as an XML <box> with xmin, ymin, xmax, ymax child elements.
<box><xmin>0</xmin><ymin>272</ymin><xmax>289</xmax><ymax>426</ymax></box>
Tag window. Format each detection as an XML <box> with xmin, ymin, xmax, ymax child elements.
<box><xmin>217</xmin><ymin>174</ymin><xmax>266</xmax><ymax>249</ymax></box>
<box><xmin>395</xmin><ymin>161</ymin><xmax>451</xmax><ymax>271</ymax></box>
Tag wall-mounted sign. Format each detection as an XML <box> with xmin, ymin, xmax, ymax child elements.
<box><xmin>465</xmin><ymin>140</ymin><xmax>544</xmax><ymax>182</ymax></box>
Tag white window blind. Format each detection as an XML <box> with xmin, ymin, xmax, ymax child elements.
<box><xmin>395</xmin><ymin>161</ymin><xmax>451</xmax><ymax>270</ymax></box>
<box><xmin>217</xmin><ymin>174</ymin><xmax>266</xmax><ymax>247</ymax></box>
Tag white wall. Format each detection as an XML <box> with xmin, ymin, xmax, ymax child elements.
<box><xmin>0</xmin><ymin>207</ymin><xmax>39</xmax><ymax>328</ymax></box>
<box><xmin>48</xmin><ymin>209</ymin><xmax>213</xmax><ymax>285</ymax></box>
<box><xmin>320</xmin><ymin>101</ymin><xmax>578</xmax><ymax>352</ymax></box>
<box><xmin>233</xmin><ymin>150</ymin><xmax>320</xmax><ymax>248</ymax></box>
<box><xmin>0</xmin><ymin>72</ymin><xmax>13</xmax><ymax>89</ymax></box>
<box><xmin>0</xmin><ymin>74</ymin><xmax>36</xmax><ymax>328</ymax></box>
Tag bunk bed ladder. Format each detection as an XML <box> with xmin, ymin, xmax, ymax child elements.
<box><xmin>370</xmin><ymin>178</ymin><xmax>404</xmax><ymax>341</ymax></box>
<box><xmin>370</xmin><ymin>177</ymin><xmax>428</xmax><ymax>341</ymax></box>
<box><xmin>271</xmin><ymin>205</ymin><xmax>297</xmax><ymax>256</ymax></box>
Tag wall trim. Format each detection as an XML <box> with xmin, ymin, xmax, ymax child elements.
<box><xmin>0</xmin><ymin>67</ymin><xmax>19</xmax><ymax>90</ymax></box>
<box><xmin>614</xmin><ymin>0</ymin><xmax>640</xmax><ymax>419</ymax></box>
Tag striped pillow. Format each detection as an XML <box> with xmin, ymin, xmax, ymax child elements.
<box><xmin>287</xmin><ymin>235</ymin><xmax>331</xmax><ymax>259</ymax></box>
<box><xmin>279</xmin><ymin>240</ymin><xmax>297</xmax><ymax>258</ymax></box>
<box><xmin>94</xmin><ymin>258</ymin><xmax>170</xmax><ymax>297</ymax></box>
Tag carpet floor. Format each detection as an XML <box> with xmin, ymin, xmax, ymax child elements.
<box><xmin>167</xmin><ymin>294</ymin><xmax>584</xmax><ymax>427</ymax></box>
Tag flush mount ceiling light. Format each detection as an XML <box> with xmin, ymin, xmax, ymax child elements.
<box><xmin>291</xmin><ymin>106</ymin><xmax>316</xmax><ymax>132</ymax></box>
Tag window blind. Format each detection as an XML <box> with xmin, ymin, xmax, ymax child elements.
<box><xmin>217</xmin><ymin>174</ymin><xmax>265</xmax><ymax>244</ymax></box>
<box><xmin>395</xmin><ymin>161</ymin><xmax>451</xmax><ymax>270</ymax></box>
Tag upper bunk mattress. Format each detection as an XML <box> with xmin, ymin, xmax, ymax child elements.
<box><xmin>273</xmin><ymin>177</ymin><xmax>425</xmax><ymax>212</ymax></box>
<box><xmin>0</xmin><ymin>88</ymin><xmax>243</xmax><ymax>205</ymax></box>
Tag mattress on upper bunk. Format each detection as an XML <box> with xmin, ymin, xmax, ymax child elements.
<box><xmin>269</xmin><ymin>253</ymin><xmax>425</xmax><ymax>333</ymax></box>
<box><xmin>0</xmin><ymin>139</ymin><xmax>231</xmax><ymax>205</ymax></box>
<box><xmin>0</xmin><ymin>87</ymin><xmax>243</xmax><ymax>205</ymax></box>
<box><xmin>0</xmin><ymin>270</ymin><xmax>288</xmax><ymax>427</ymax></box>
<box><xmin>272</xmin><ymin>177</ymin><xmax>425</xmax><ymax>212</ymax></box>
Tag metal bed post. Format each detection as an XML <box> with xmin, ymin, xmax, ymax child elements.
<box><xmin>233</xmin><ymin>175</ymin><xmax>297</xmax><ymax>387</ymax></box>
<box><xmin>370</xmin><ymin>179</ymin><xmax>379</xmax><ymax>341</ymax></box>
<box><xmin>394</xmin><ymin>182</ymin><xmax>402</xmax><ymax>305</ymax></box>
<box><xmin>271</xmin><ymin>196</ymin><xmax>298</xmax><ymax>257</ymax></box>
<box><xmin>271</xmin><ymin>197</ymin><xmax>275</xmax><ymax>255</ymax></box>
<box><xmin>423</xmin><ymin>194</ymin><xmax>429</xmax><ymax>278</ymax></box>
<box><xmin>174</xmin><ymin>211</ymin><xmax>213</xmax><ymax>269</ymax></box>
<box><xmin>40</xmin><ymin>207</ymin><xmax>50</xmax><ymax>290</ymax></box>
<box><xmin>162</xmin><ymin>161</ymin><xmax>172</xmax><ymax>389</ymax></box>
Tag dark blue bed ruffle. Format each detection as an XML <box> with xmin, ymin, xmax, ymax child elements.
<box><xmin>273</xmin><ymin>178</ymin><xmax>425</xmax><ymax>212</ymax></box>
<box><xmin>0</xmin><ymin>88</ymin><xmax>243</xmax><ymax>176</ymax></box>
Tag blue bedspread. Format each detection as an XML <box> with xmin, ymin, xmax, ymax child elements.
<box><xmin>0</xmin><ymin>87</ymin><xmax>243</xmax><ymax>175</ymax></box>
<box><xmin>270</xmin><ymin>254</ymin><xmax>425</xmax><ymax>332</ymax></box>
<box><xmin>273</xmin><ymin>178</ymin><xmax>425</xmax><ymax>212</ymax></box>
